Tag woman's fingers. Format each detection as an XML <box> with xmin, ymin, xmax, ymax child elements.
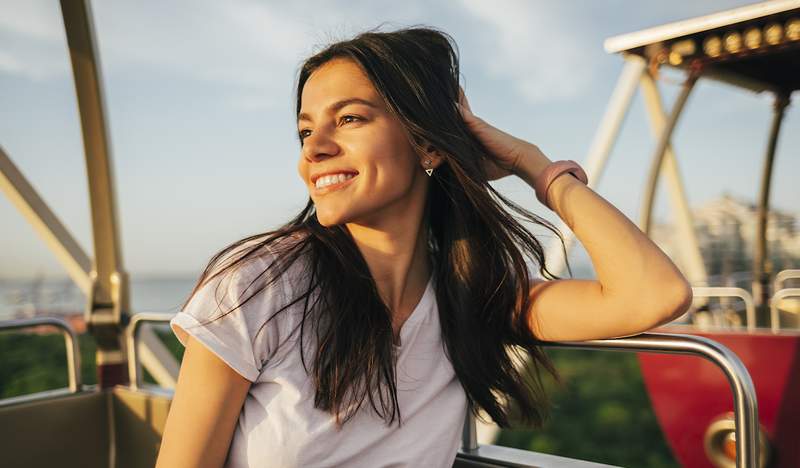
<box><xmin>457</xmin><ymin>85</ymin><xmax>473</xmax><ymax>113</ymax></box>
<box><xmin>456</xmin><ymin>102</ymin><xmax>476</xmax><ymax>126</ymax></box>
<box><xmin>456</xmin><ymin>84</ymin><xmax>534</xmax><ymax>181</ymax></box>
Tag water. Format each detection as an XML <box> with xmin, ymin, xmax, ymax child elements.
<box><xmin>0</xmin><ymin>276</ymin><xmax>198</xmax><ymax>320</ymax></box>
<box><xmin>0</xmin><ymin>260</ymin><xmax>595</xmax><ymax>320</ymax></box>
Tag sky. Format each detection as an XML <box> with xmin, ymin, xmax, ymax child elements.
<box><xmin>0</xmin><ymin>0</ymin><xmax>797</xmax><ymax>280</ymax></box>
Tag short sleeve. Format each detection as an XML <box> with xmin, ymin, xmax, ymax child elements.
<box><xmin>170</xmin><ymin>252</ymin><xmax>287</xmax><ymax>382</ymax></box>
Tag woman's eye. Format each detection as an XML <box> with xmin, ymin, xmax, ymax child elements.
<box><xmin>340</xmin><ymin>115</ymin><xmax>361</xmax><ymax>125</ymax></box>
<box><xmin>298</xmin><ymin>115</ymin><xmax>362</xmax><ymax>141</ymax></box>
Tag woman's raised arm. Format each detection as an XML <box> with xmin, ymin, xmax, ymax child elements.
<box><xmin>457</xmin><ymin>89</ymin><xmax>692</xmax><ymax>342</ymax></box>
<box><xmin>522</xmin><ymin>165</ymin><xmax>693</xmax><ymax>341</ymax></box>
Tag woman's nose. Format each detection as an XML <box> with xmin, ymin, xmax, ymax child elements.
<box><xmin>302</xmin><ymin>131</ymin><xmax>340</xmax><ymax>163</ymax></box>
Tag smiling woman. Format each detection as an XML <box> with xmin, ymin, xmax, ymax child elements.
<box><xmin>155</xmin><ymin>25</ymin><xmax>691</xmax><ymax>468</ymax></box>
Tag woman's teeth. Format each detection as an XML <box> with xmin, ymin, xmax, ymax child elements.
<box><xmin>315</xmin><ymin>173</ymin><xmax>355</xmax><ymax>189</ymax></box>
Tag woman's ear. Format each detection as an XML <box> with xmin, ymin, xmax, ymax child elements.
<box><xmin>418</xmin><ymin>141</ymin><xmax>445</xmax><ymax>170</ymax></box>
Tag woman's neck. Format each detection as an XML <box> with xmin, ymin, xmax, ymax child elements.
<box><xmin>346</xmin><ymin>209</ymin><xmax>431</xmax><ymax>326</ymax></box>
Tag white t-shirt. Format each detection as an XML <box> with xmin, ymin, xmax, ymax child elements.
<box><xmin>170</xmin><ymin>246</ymin><xmax>468</xmax><ymax>467</ymax></box>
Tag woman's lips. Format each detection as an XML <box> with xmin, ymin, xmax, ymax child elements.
<box><xmin>313</xmin><ymin>174</ymin><xmax>357</xmax><ymax>195</ymax></box>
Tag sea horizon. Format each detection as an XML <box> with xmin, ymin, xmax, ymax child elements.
<box><xmin>0</xmin><ymin>260</ymin><xmax>597</xmax><ymax>320</ymax></box>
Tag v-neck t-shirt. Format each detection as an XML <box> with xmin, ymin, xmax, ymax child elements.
<box><xmin>170</xmin><ymin>248</ymin><xmax>467</xmax><ymax>467</ymax></box>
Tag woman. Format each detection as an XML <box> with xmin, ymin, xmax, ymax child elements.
<box><xmin>156</xmin><ymin>26</ymin><xmax>692</xmax><ymax>468</ymax></box>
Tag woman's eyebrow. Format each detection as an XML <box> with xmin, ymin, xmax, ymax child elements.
<box><xmin>298</xmin><ymin>97</ymin><xmax>379</xmax><ymax>122</ymax></box>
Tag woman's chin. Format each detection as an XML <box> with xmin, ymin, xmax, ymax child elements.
<box><xmin>315</xmin><ymin>210</ymin><xmax>349</xmax><ymax>228</ymax></box>
<box><xmin>315</xmin><ymin>203</ymin><xmax>373</xmax><ymax>228</ymax></box>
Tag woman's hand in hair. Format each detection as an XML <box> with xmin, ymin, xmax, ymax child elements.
<box><xmin>456</xmin><ymin>86</ymin><xmax>552</xmax><ymax>183</ymax></box>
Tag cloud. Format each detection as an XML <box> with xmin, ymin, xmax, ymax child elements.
<box><xmin>0</xmin><ymin>0</ymin><xmax>757</xmax><ymax>106</ymax></box>
<box><xmin>456</xmin><ymin>0</ymin><xmax>597</xmax><ymax>103</ymax></box>
<box><xmin>0</xmin><ymin>0</ymin><xmax>62</xmax><ymax>41</ymax></box>
<box><xmin>87</xmin><ymin>0</ymin><xmax>314</xmax><ymax>110</ymax></box>
<box><xmin>0</xmin><ymin>0</ymin><xmax>426</xmax><ymax>109</ymax></box>
<box><xmin>0</xmin><ymin>0</ymin><xmax>69</xmax><ymax>80</ymax></box>
<box><xmin>0</xmin><ymin>49</ymin><xmax>23</xmax><ymax>74</ymax></box>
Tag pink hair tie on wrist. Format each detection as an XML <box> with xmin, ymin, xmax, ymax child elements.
<box><xmin>534</xmin><ymin>160</ymin><xmax>589</xmax><ymax>210</ymax></box>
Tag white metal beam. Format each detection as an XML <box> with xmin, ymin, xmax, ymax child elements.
<box><xmin>0</xmin><ymin>146</ymin><xmax>92</xmax><ymax>294</ymax></box>
<box><xmin>137</xmin><ymin>325</ymin><xmax>179</xmax><ymax>388</ymax></box>
<box><xmin>638</xmin><ymin>71</ymin><xmax>709</xmax><ymax>288</ymax></box>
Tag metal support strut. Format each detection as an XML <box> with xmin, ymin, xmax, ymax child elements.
<box><xmin>753</xmin><ymin>92</ymin><xmax>791</xmax><ymax>329</ymax></box>
<box><xmin>60</xmin><ymin>0</ymin><xmax>130</xmax><ymax>387</ymax></box>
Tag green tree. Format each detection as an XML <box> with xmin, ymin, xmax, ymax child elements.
<box><xmin>495</xmin><ymin>348</ymin><xmax>678</xmax><ymax>467</ymax></box>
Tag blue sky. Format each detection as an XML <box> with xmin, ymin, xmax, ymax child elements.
<box><xmin>1</xmin><ymin>0</ymin><xmax>797</xmax><ymax>279</ymax></box>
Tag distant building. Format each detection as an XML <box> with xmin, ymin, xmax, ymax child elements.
<box><xmin>652</xmin><ymin>193</ymin><xmax>800</xmax><ymax>283</ymax></box>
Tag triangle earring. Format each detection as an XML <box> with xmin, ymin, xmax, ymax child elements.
<box><xmin>425</xmin><ymin>159</ymin><xmax>434</xmax><ymax>177</ymax></box>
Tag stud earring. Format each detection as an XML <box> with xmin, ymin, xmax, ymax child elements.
<box><xmin>425</xmin><ymin>159</ymin><xmax>434</xmax><ymax>177</ymax></box>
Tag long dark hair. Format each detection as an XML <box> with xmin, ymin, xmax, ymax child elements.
<box><xmin>183</xmin><ymin>25</ymin><xmax>571</xmax><ymax>428</ymax></box>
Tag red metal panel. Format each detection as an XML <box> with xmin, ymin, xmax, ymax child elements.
<box><xmin>638</xmin><ymin>328</ymin><xmax>800</xmax><ymax>468</ymax></box>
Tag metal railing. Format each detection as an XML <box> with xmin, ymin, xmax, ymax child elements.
<box><xmin>770</xmin><ymin>288</ymin><xmax>800</xmax><ymax>333</ymax></box>
<box><xmin>691</xmin><ymin>286</ymin><xmax>756</xmax><ymax>331</ymax></box>
<box><xmin>0</xmin><ymin>317</ymin><xmax>82</xmax><ymax>393</ymax></box>
<box><xmin>126</xmin><ymin>312</ymin><xmax>175</xmax><ymax>390</ymax></box>
<box><xmin>124</xmin><ymin>315</ymin><xmax>758</xmax><ymax>466</ymax></box>
<box><xmin>774</xmin><ymin>269</ymin><xmax>800</xmax><ymax>292</ymax></box>
<box><xmin>461</xmin><ymin>332</ymin><xmax>759</xmax><ymax>468</ymax></box>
